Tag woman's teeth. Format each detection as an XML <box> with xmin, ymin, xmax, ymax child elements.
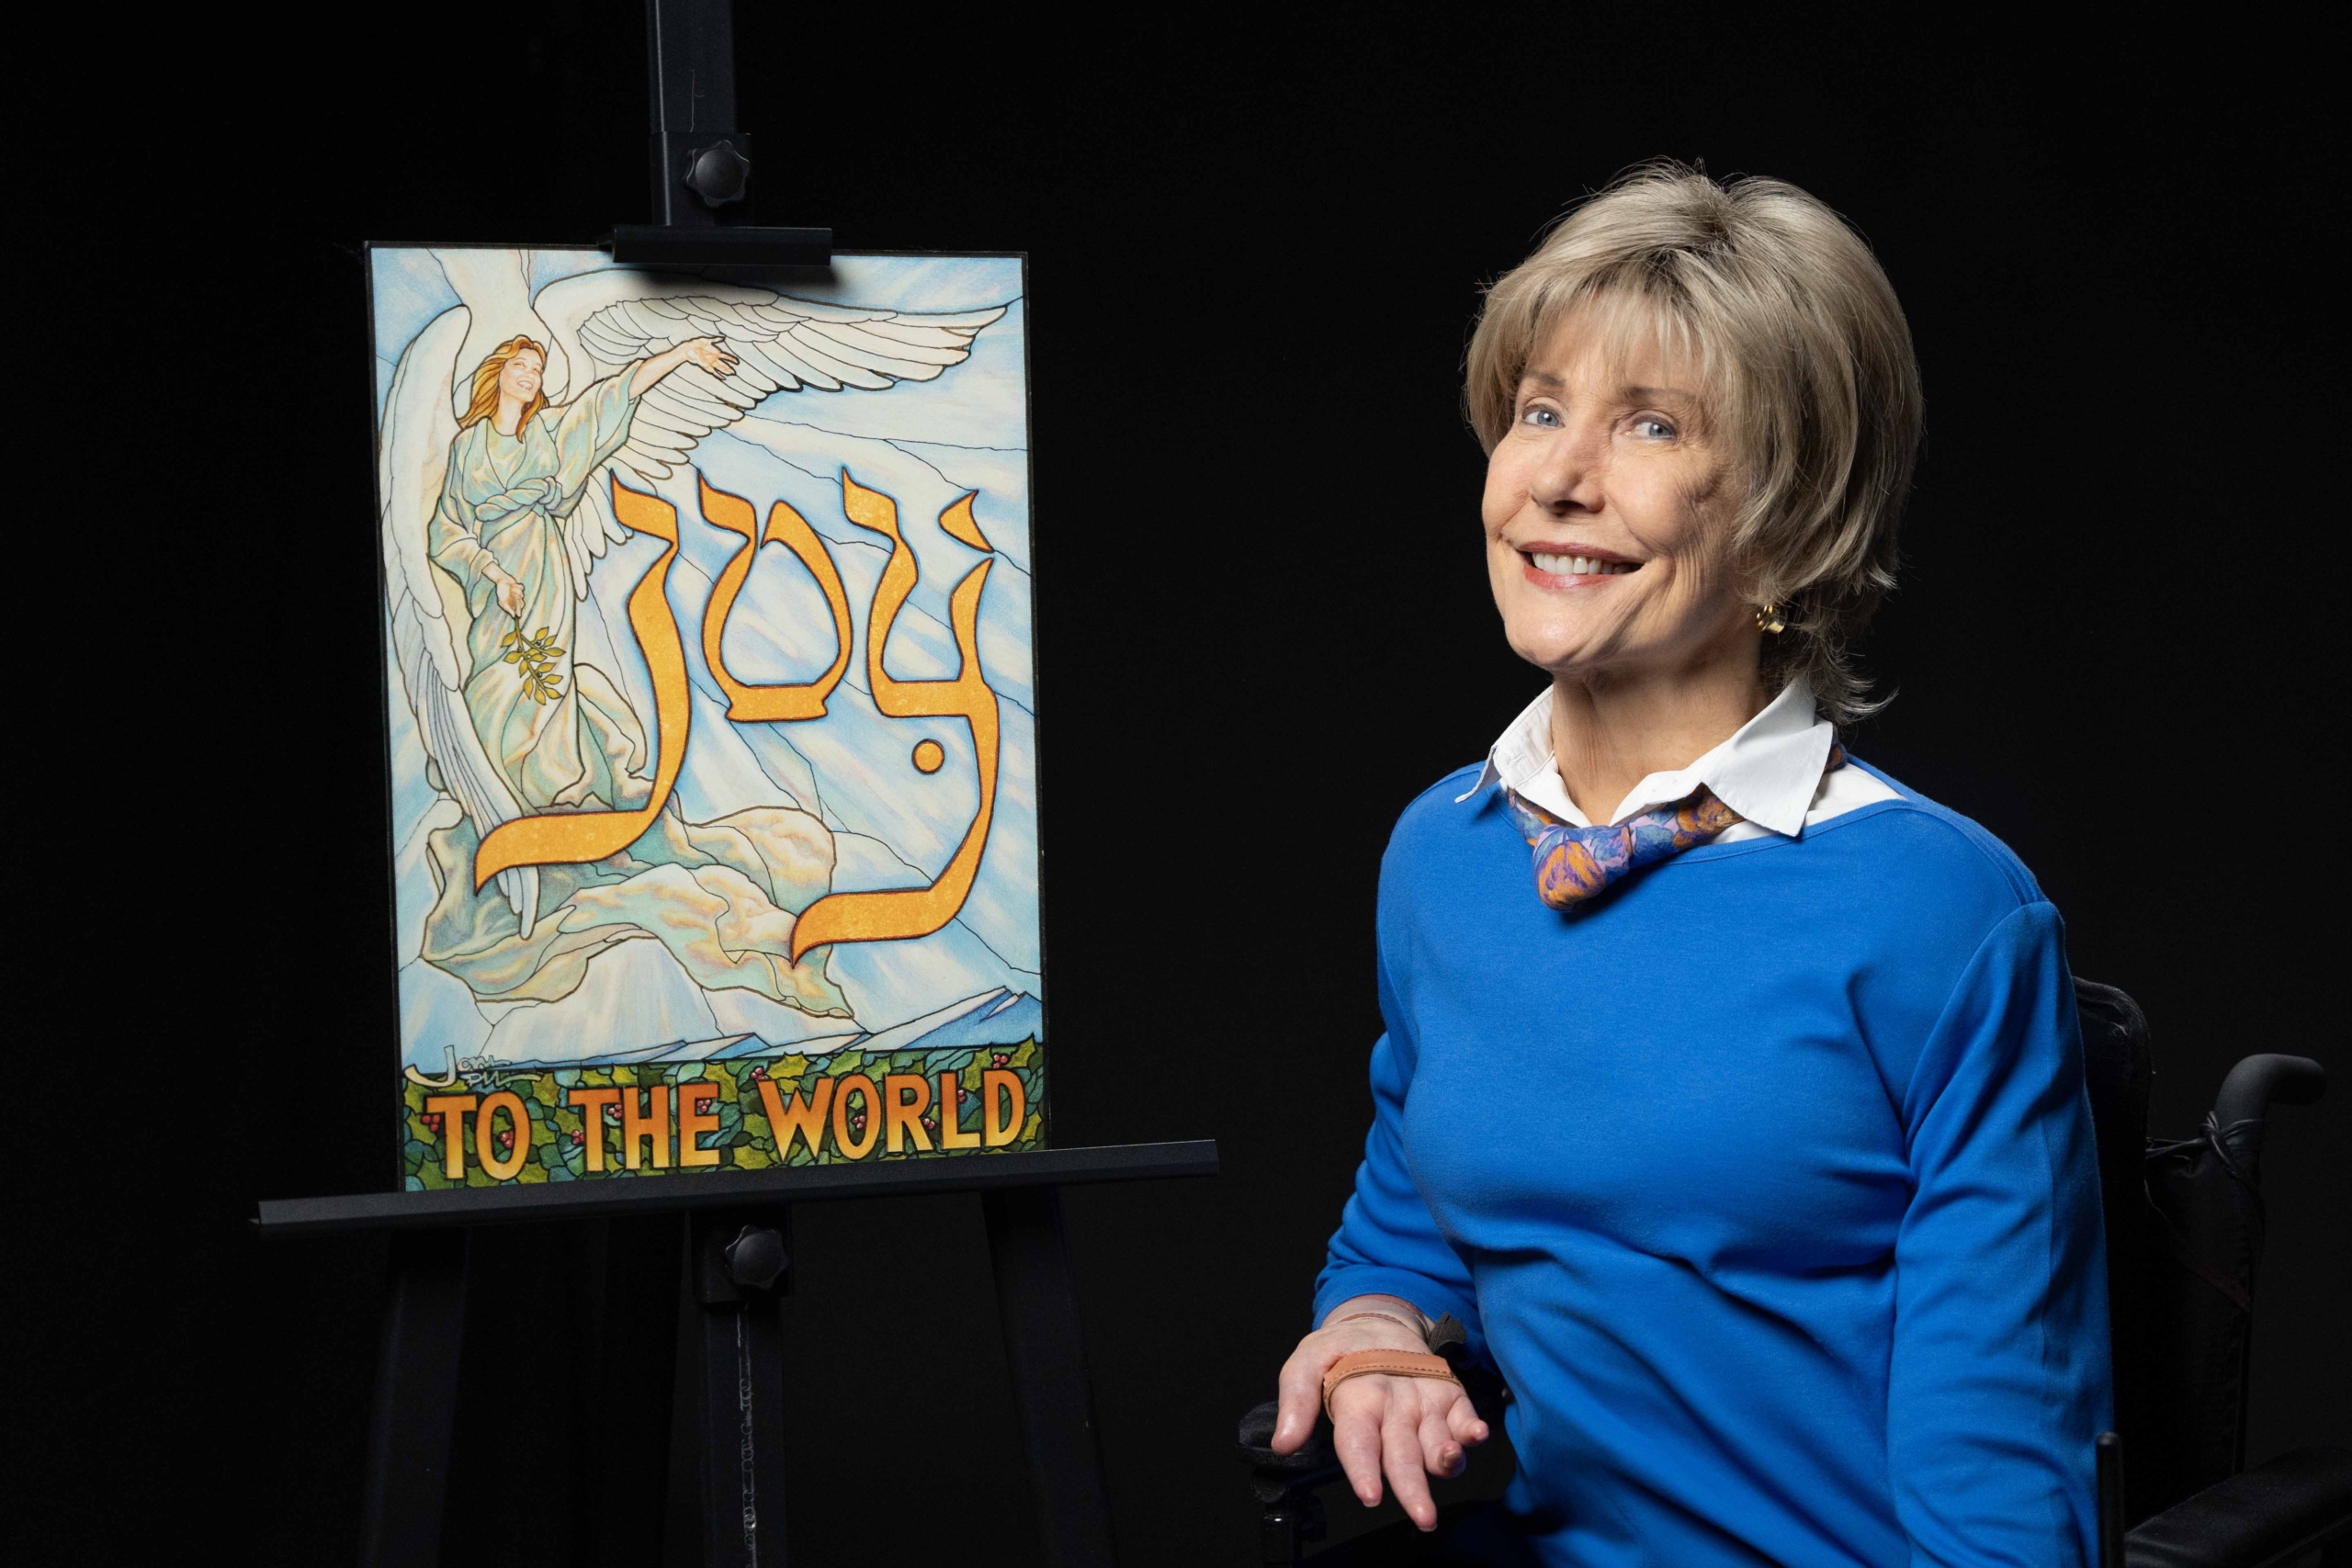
<box><xmin>1532</xmin><ymin>553</ymin><xmax>1632</xmax><ymax>577</ymax></box>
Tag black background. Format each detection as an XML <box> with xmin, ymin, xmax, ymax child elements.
<box><xmin>30</xmin><ymin>7</ymin><xmax>2346</xmax><ymax>1563</ymax></box>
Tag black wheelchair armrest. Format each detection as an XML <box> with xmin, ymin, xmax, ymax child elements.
<box><xmin>1239</xmin><ymin>1398</ymin><xmax>1340</xmax><ymax>1483</ymax></box>
<box><xmin>1240</xmin><ymin>1399</ymin><xmax>1345</xmax><ymax>1562</ymax></box>
<box><xmin>2124</xmin><ymin>1445</ymin><xmax>2352</xmax><ymax>1568</ymax></box>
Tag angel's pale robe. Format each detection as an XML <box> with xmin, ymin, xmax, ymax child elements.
<box><xmin>430</xmin><ymin>373</ymin><xmax>650</xmax><ymax>814</ymax></box>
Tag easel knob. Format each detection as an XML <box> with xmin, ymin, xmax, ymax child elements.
<box><xmin>723</xmin><ymin>1224</ymin><xmax>789</xmax><ymax>1291</ymax></box>
<box><xmin>684</xmin><ymin>139</ymin><xmax>751</xmax><ymax>208</ymax></box>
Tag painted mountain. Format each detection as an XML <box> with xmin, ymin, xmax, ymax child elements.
<box><xmin>495</xmin><ymin>987</ymin><xmax>1044</xmax><ymax>1070</ymax></box>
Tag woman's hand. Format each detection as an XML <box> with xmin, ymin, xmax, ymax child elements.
<box><xmin>1270</xmin><ymin>1296</ymin><xmax>1489</xmax><ymax>1532</ymax></box>
<box><xmin>490</xmin><ymin>569</ymin><xmax>526</xmax><ymax>618</ymax></box>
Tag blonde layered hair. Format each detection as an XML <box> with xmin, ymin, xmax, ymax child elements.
<box><xmin>1465</xmin><ymin>162</ymin><xmax>1923</xmax><ymax>721</ymax></box>
<box><xmin>460</xmin><ymin>336</ymin><xmax>550</xmax><ymax>433</ymax></box>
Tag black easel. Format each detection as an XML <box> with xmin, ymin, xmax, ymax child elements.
<box><xmin>269</xmin><ymin>8</ymin><xmax>1214</xmax><ymax>1561</ymax></box>
<box><xmin>260</xmin><ymin>1142</ymin><xmax>1219</xmax><ymax>1566</ymax></box>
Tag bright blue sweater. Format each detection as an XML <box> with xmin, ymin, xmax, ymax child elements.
<box><xmin>1315</xmin><ymin>761</ymin><xmax>2112</xmax><ymax>1567</ymax></box>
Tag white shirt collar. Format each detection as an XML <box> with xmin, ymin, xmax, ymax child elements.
<box><xmin>1456</xmin><ymin>679</ymin><xmax>1833</xmax><ymax>839</ymax></box>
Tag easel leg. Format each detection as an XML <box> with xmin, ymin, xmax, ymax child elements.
<box><xmin>358</xmin><ymin>1228</ymin><xmax>469</xmax><ymax>1568</ymax></box>
<box><xmin>984</xmin><ymin>1185</ymin><xmax>1119</xmax><ymax>1568</ymax></box>
<box><xmin>665</xmin><ymin>1210</ymin><xmax>792</xmax><ymax>1568</ymax></box>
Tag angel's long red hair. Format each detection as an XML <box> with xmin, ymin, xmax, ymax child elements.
<box><xmin>459</xmin><ymin>336</ymin><xmax>550</xmax><ymax>432</ymax></box>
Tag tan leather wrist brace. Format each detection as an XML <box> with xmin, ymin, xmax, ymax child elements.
<box><xmin>1320</xmin><ymin>1349</ymin><xmax>1464</xmax><ymax>1416</ymax></box>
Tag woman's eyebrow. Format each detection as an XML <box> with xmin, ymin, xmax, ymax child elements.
<box><xmin>1624</xmin><ymin>385</ymin><xmax>1699</xmax><ymax>400</ymax></box>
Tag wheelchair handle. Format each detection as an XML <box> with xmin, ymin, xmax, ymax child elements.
<box><xmin>2214</xmin><ymin>1054</ymin><xmax>2327</xmax><ymax>1131</ymax></box>
<box><xmin>2210</xmin><ymin>1054</ymin><xmax>2326</xmax><ymax>1188</ymax></box>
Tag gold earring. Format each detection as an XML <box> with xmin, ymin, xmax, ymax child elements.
<box><xmin>1756</xmin><ymin>602</ymin><xmax>1787</xmax><ymax>635</ymax></box>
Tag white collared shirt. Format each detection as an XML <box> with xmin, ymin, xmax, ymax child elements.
<box><xmin>1457</xmin><ymin>679</ymin><xmax>1899</xmax><ymax>843</ymax></box>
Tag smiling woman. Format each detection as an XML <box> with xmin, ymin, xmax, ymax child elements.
<box><xmin>1266</xmin><ymin>163</ymin><xmax>2111</xmax><ymax>1567</ymax></box>
<box><xmin>1467</xmin><ymin>166</ymin><xmax>1918</xmax><ymax>732</ymax></box>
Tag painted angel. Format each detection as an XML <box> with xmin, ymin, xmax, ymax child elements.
<box><xmin>430</xmin><ymin>330</ymin><xmax>734</xmax><ymax>826</ymax></box>
<box><xmin>379</xmin><ymin>250</ymin><xmax>1004</xmax><ymax>1009</ymax></box>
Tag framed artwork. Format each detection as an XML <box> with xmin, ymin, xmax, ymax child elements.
<box><xmin>369</xmin><ymin>246</ymin><xmax>1042</xmax><ymax>1188</ymax></box>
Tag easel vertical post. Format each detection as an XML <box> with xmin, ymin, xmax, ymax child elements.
<box><xmin>358</xmin><ymin>1228</ymin><xmax>469</xmax><ymax>1568</ymax></box>
<box><xmin>666</xmin><ymin>1209</ymin><xmax>793</xmax><ymax>1567</ymax></box>
<box><xmin>644</xmin><ymin>0</ymin><xmax>750</xmax><ymax>228</ymax></box>
<box><xmin>984</xmin><ymin>1185</ymin><xmax>1120</xmax><ymax>1567</ymax></box>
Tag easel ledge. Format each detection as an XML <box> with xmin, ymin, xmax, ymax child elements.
<box><xmin>252</xmin><ymin>1139</ymin><xmax>1219</xmax><ymax>1235</ymax></box>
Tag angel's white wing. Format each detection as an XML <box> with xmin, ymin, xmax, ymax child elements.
<box><xmin>378</xmin><ymin>303</ymin><xmax>540</xmax><ymax>935</ymax></box>
<box><xmin>534</xmin><ymin>271</ymin><xmax>1009</xmax><ymax>601</ymax></box>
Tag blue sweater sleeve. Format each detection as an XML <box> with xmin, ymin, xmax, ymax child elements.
<box><xmin>1312</xmin><ymin>943</ymin><xmax>1486</xmax><ymax>1356</ymax></box>
<box><xmin>1891</xmin><ymin>900</ymin><xmax>2112</xmax><ymax>1567</ymax></box>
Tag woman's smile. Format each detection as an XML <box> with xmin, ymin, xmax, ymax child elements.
<box><xmin>1520</xmin><ymin>546</ymin><xmax>1638</xmax><ymax>585</ymax></box>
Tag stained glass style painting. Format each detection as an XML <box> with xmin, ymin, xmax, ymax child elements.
<box><xmin>369</xmin><ymin>246</ymin><xmax>1041</xmax><ymax>1187</ymax></box>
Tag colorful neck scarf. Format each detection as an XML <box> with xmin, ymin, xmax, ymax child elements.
<box><xmin>1501</xmin><ymin>744</ymin><xmax>1847</xmax><ymax>912</ymax></box>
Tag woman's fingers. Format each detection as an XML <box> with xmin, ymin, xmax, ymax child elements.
<box><xmin>1445</xmin><ymin>1394</ymin><xmax>1490</xmax><ymax>1450</ymax></box>
<box><xmin>1334</xmin><ymin>1381</ymin><xmax>1451</xmax><ymax>1529</ymax></box>
<box><xmin>1270</xmin><ymin>1349</ymin><xmax>1325</xmax><ymax>1456</ymax></box>
<box><xmin>1382</xmin><ymin>1394</ymin><xmax>1441</xmax><ymax>1529</ymax></box>
<box><xmin>1329</xmin><ymin>1384</ymin><xmax>1389</xmax><ymax>1506</ymax></box>
<box><xmin>1418</xmin><ymin>1401</ymin><xmax>1464</xmax><ymax>1481</ymax></box>
<box><xmin>1288</xmin><ymin>1367</ymin><xmax>1481</xmax><ymax>1529</ymax></box>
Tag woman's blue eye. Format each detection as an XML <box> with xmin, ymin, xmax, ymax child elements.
<box><xmin>1522</xmin><ymin>406</ymin><xmax>1561</xmax><ymax>428</ymax></box>
<box><xmin>1634</xmin><ymin>418</ymin><xmax>1676</xmax><ymax>439</ymax></box>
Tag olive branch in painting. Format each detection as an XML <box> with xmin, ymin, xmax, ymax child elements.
<box><xmin>500</xmin><ymin>624</ymin><xmax>567</xmax><ymax>704</ymax></box>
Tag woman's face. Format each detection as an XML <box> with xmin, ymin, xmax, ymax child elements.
<box><xmin>498</xmin><ymin>349</ymin><xmax>545</xmax><ymax>404</ymax></box>
<box><xmin>1483</xmin><ymin>304</ymin><xmax>1752</xmax><ymax>684</ymax></box>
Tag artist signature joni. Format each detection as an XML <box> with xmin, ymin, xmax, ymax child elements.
<box><xmin>404</xmin><ymin>1044</ymin><xmax>508</xmax><ymax>1090</ymax></box>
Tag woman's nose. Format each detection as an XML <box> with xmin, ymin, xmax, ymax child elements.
<box><xmin>1528</xmin><ymin>426</ymin><xmax>1606</xmax><ymax>513</ymax></box>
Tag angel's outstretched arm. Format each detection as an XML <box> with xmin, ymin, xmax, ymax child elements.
<box><xmin>629</xmin><ymin>335</ymin><xmax>740</xmax><ymax>397</ymax></box>
<box><xmin>544</xmin><ymin>339</ymin><xmax>739</xmax><ymax>514</ymax></box>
